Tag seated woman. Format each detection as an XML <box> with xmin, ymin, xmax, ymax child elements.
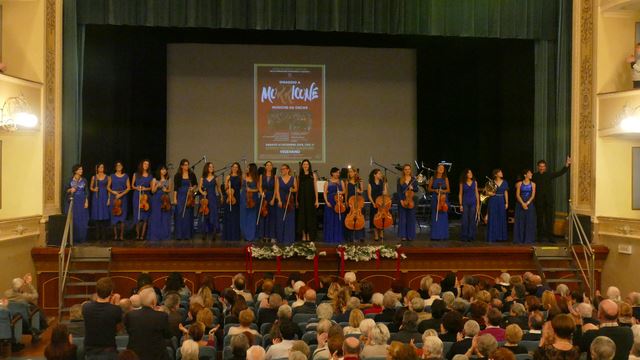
<box><xmin>228</xmin><ymin>309</ymin><xmax>259</xmax><ymax>337</ymax></box>
<box><xmin>343</xmin><ymin>309</ymin><xmax>365</xmax><ymax>335</ymax></box>
<box><xmin>361</xmin><ymin>323</ymin><xmax>390</xmax><ymax>360</ymax></box>
<box><xmin>179</xmin><ymin>321</ymin><xmax>216</xmax><ymax>348</ymax></box>
<box><xmin>196</xmin><ymin>308</ymin><xmax>216</xmax><ymax>333</ymax></box>
<box><xmin>332</xmin><ymin>287</ymin><xmax>351</xmax><ymax>322</ymax></box>
<box><xmin>224</xmin><ymin>295</ymin><xmax>248</xmax><ymax>325</ymax></box>
<box><xmin>501</xmin><ymin>324</ymin><xmax>528</xmax><ymax>354</ymax></box>
<box><xmin>162</xmin><ymin>272</ymin><xmax>191</xmax><ymax>302</ymax></box>
<box><xmin>44</xmin><ymin>324</ymin><xmax>77</xmax><ymax>360</ymax></box>
<box><xmin>256</xmin><ymin>279</ymin><xmax>274</xmax><ymax>305</ymax></box>
<box><xmin>364</xmin><ymin>293</ymin><xmax>384</xmax><ymax>315</ymax></box>
<box><xmin>533</xmin><ymin>314</ymin><xmax>580</xmax><ymax>360</ymax></box>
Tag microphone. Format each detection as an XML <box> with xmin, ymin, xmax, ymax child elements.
<box><xmin>414</xmin><ymin>160</ymin><xmax>420</xmax><ymax>169</ymax></box>
<box><xmin>204</xmin><ymin>155</ymin><xmax>207</xmax><ymax>163</ymax></box>
<box><xmin>439</xmin><ymin>162</ymin><xmax>452</xmax><ymax>166</ymax></box>
<box><xmin>370</xmin><ymin>156</ymin><xmax>373</xmax><ymax>166</ymax></box>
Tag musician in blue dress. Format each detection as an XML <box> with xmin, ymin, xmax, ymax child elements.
<box><xmin>397</xmin><ymin>164</ymin><xmax>419</xmax><ymax>241</ymax></box>
<box><xmin>132</xmin><ymin>159</ymin><xmax>153</xmax><ymax>240</ymax></box>
<box><xmin>367</xmin><ymin>169</ymin><xmax>388</xmax><ymax>241</ymax></box>
<box><xmin>240</xmin><ymin>163</ymin><xmax>259</xmax><ymax>241</ymax></box>
<box><xmin>486</xmin><ymin>169</ymin><xmax>509</xmax><ymax>242</ymax></box>
<box><xmin>323</xmin><ymin>167</ymin><xmax>345</xmax><ymax>243</ymax></box>
<box><xmin>429</xmin><ymin>164</ymin><xmax>450</xmax><ymax>240</ymax></box>
<box><xmin>257</xmin><ymin>161</ymin><xmax>277</xmax><ymax>242</ymax></box>
<box><xmin>514</xmin><ymin>169</ymin><xmax>537</xmax><ymax>244</ymax></box>
<box><xmin>65</xmin><ymin>164</ymin><xmax>89</xmax><ymax>243</ymax></box>
<box><xmin>223</xmin><ymin>162</ymin><xmax>242</xmax><ymax>241</ymax></box>
<box><xmin>199</xmin><ymin>162</ymin><xmax>221</xmax><ymax>240</ymax></box>
<box><xmin>173</xmin><ymin>159</ymin><xmax>198</xmax><ymax>240</ymax></box>
<box><xmin>344</xmin><ymin>167</ymin><xmax>365</xmax><ymax>242</ymax></box>
<box><xmin>458</xmin><ymin>169</ymin><xmax>480</xmax><ymax>241</ymax></box>
<box><xmin>148</xmin><ymin>165</ymin><xmax>172</xmax><ymax>241</ymax></box>
<box><xmin>108</xmin><ymin>161</ymin><xmax>130</xmax><ymax>240</ymax></box>
<box><xmin>275</xmin><ymin>164</ymin><xmax>297</xmax><ymax>244</ymax></box>
<box><xmin>89</xmin><ymin>163</ymin><xmax>110</xmax><ymax>240</ymax></box>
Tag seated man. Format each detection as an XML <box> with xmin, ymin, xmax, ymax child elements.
<box><xmin>342</xmin><ymin>337</ymin><xmax>361</xmax><ymax>360</ymax></box>
<box><xmin>522</xmin><ymin>311</ymin><xmax>543</xmax><ymax>341</ymax></box>
<box><xmin>292</xmin><ymin>288</ymin><xmax>317</xmax><ymax>316</ymax></box>
<box><xmin>501</xmin><ymin>303</ymin><xmax>528</xmax><ymax>330</ymax></box>
<box><xmin>231</xmin><ymin>274</ymin><xmax>253</xmax><ymax>302</ymax></box>
<box><xmin>124</xmin><ymin>287</ymin><xmax>173</xmax><ymax>360</ymax></box>
<box><xmin>4</xmin><ymin>274</ymin><xmax>42</xmax><ymax>340</ymax></box>
<box><xmin>374</xmin><ymin>292</ymin><xmax>397</xmax><ymax>323</ymax></box>
<box><xmin>580</xmin><ymin>300</ymin><xmax>633</xmax><ymax>360</ymax></box>
<box><xmin>265</xmin><ymin>319</ymin><xmax>298</xmax><ymax>360</ymax></box>
<box><xmin>447</xmin><ymin>320</ymin><xmax>479</xmax><ymax>360</ymax></box>
<box><xmin>390</xmin><ymin>311</ymin><xmax>422</xmax><ymax>344</ymax></box>
<box><xmin>258</xmin><ymin>293</ymin><xmax>282</xmax><ymax>328</ymax></box>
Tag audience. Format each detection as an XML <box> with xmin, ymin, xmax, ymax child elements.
<box><xmin>67</xmin><ymin>303</ymin><xmax>85</xmax><ymax>337</ymax></box>
<box><xmin>465</xmin><ymin>334</ymin><xmax>497</xmax><ymax>358</ymax></box>
<box><xmin>292</xmin><ymin>289</ymin><xmax>317</xmax><ymax>316</ymax></box>
<box><xmin>501</xmin><ymin>324</ymin><xmax>527</xmax><ymax>354</ymax></box>
<box><xmin>580</xmin><ymin>300</ymin><xmax>633</xmax><ymax>360</ymax></box>
<box><xmin>364</xmin><ymin>293</ymin><xmax>384</xmax><ymax>315</ymax></box>
<box><xmin>534</xmin><ymin>313</ymin><xmax>580</xmax><ymax>360</ymax></box>
<box><xmin>312</xmin><ymin>319</ymin><xmax>333</xmax><ymax>360</ymax></box>
<box><xmin>180</xmin><ymin>339</ymin><xmax>199</xmax><ymax>360</ymax></box>
<box><xmin>419</xmin><ymin>300</ymin><xmax>447</xmax><ymax>333</ymax></box>
<box><xmin>265</xmin><ymin>319</ymin><xmax>297</xmax><ymax>360</ymax></box>
<box><xmin>247</xmin><ymin>345</ymin><xmax>266</xmax><ymax>360</ymax></box>
<box><xmin>439</xmin><ymin>310</ymin><xmax>463</xmax><ymax>342</ymax></box>
<box><xmin>390</xmin><ymin>310</ymin><xmax>422</xmax><ymax>343</ymax></box>
<box><xmin>258</xmin><ymin>293</ymin><xmax>282</xmax><ymax>327</ymax></box>
<box><xmin>124</xmin><ymin>287</ymin><xmax>172</xmax><ymax>360</ymax></box>
<box><xmin>82</xmin><ymin>277</ymin><xmax>123</xmax><ymax>358</ymax></box>
<box><xmin>232</xmin><ymin>274</ymin><xmax>253</xmax><ymax>302</ymax></box>
<box><xmin>590</xmin><ymin>336</ymin><xmax>616</xmax><ymax>360</ymax></box>
<box><xmin>478</xmin><ymin>308</ymin><xmax>505</xmax><ymax>342</ymax></box>
<box><xmin>374</xmin><ymin>292</ymin><xmax>398</xmax><ymax>323</ymax></box>
<box><xmin>361</xmin><ymin>323</ymin><xmax>390</xmax><ymax>359</ymax></box>
<box><xmin>422</xmin><ymin>335</ymin><xmax>444</xmax><ymax>360</ymax></box>
<box><xmin>342</xmin><ymin>337</ymin><xmax>361</xmax><ymax>360</ymax></box>
<box><xmin>162</xmin><ymin>272</ymin><xmax>190</xmax><ymax>302</ymax></box>
<box><xmin>44</xmin><ymin>324</ymin><xmax>77</xmax><ymax>360</ymax></box>
<box><xmin>230</xmin><ymin>333</ymin><xmax>250</xmax><ymax>360</ymax></box>
<box><xmin>343</xmin><ymin>309</ymin><xmax>364</xmax><ymax>335</ymax></box>
<box><xmin>447</xmin><ymin>320</ymin><xmax>479</xmax><ymax>360</ymax></box>
<box><xmin>228</xmin><ymin>309</ymin><xmax>259</xmax><ymax>336</ymax></box>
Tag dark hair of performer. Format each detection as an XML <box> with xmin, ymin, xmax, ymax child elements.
<box><xmin>399</xmin><ymin>164</ymin><xmax>413</xmax><ymax>184</ymax></box>
<box><xmin>492</xmin><ymin>168</ymin><xmax>503</xmax><ymax>180</ymax></box>
<box><xmin>133</xmin><ymin>159</ymin><xmax>152</xmax><ymax>239</ymax></box>
<box><xmin>459</xmin><ymin>168</ymin><xmax>474</xmax><ymax>183</ymax></box>
<box><xmin>155</xmin><ymin>164</ymin><xmax>169</xmax><ymax>181</ymax></box>
<box><xmin>299</xmin><ymin>159</ymin><xmax>313</xmax><ymax>178</ymax></box>
<box><xmin>202</xmin><ymin>162</ymin><xmax>214</xmax><ymax>178</ymax></box>
<box><xmin>246</xmin><ymin>163</ymin><xmax>258</xmax><ymax>181</ymax></box>
<box><xmin>136</xmin><ymin>159</ymin><xmax>151</xmax><ymax>177</ymax></box>
<box><xmin>263</xmin><ymin>161</ymin><xmax>274</xmax><ymax>176</ymax></box>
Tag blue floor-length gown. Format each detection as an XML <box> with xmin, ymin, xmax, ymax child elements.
<box><xmin>66</xmin><ymin>177</ymin><xmax>89</xmax><ymax>243</ymax></box>
<box><xmin>513</xmin><ymin>181</ymin><xmax>536</xmax><ymax>244</ymax></box>
<box><xmin>397</xmin><ymin>179</ymin><xmax>418</xmax><ymax>240</ymax></box>
<box><xmin>200</xmin><ymin>177</ymin><xmax>219</xmax><ymax>237</ymax></box>
<box><xmin>324</xmin><ymin>181</ymin><xmax>345</xmax><ymax>243</ymax></box>
<box><xmin>223</xmin><ymin>175</ymin><xmax>241</xmax><ymax>241</ymax></box>
<box><xmin>487</xmin><ymin>180</ymin><xmax>509</xmax><ymax>242</ymax></box>
<box><xmin>148</xmin><ymin>179</ymin><xmax>172</xmax><ymax>241</ymax></box>
<box><xmin>240</xmin><ymin>178</ymin><xmax>259</xmax><ymax>241</ymax></box>
<box><xmin>90</xmin><ymin>176</ymin><xmax>110</xmax><ymax>221</ymax></box>
<box><xmin>109</xmin><ymin>174</ymin><xmax>129</xmax><ymax>225</ymax></box>
<box><xmin>276</xmin><ymin>176</ymin><xmax>295</xmax><ymax>244</ymax></box>
<box><xmin>430</xmin><ymin>177</ymin><xmax>450</xmax><ymax>240</ymax></box>
<box><xmin>175</xmin><ymin>179</ymin><xmax>194</xmax><ymax>240</ymax></box>
<box><xmin>257</xmin><ymin>175</ymin><xmax>277</xmax><ymax>239</ymax></box>
<box><xmin>344</xmin><ymin>182</ymin><xmax>365</xmax><ymax>241</ymax></box>
<box><xmin>132</xmin><ymin>174</ymin><xmax>153</xmax><ymax>223</ymax></box>
<box><xmin>460</xmin><ymin>181</ymin><xmax>478</xmax><ymax>241</ymax></box>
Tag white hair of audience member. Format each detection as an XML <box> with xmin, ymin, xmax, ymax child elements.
<box><xmin>442</xmin><ymin>291</ymin><xmax>455</xmax><ymax>307</ymax></box>
<box><xmin>180</xmin><ymin>339</ymin><xmax>200</xmax><ymax>360</ymax></box>
<box><xmin>422</xmin><ymin>336</ymin><xmax>444</xmax><ymax>358</ymax></box>
<box><xmin>130</xmin><ymin>294</ymin><xmax>141</xmax><ymax>309</ymax></box>
<box><xmin>429</xmin><ymin>283</ymin><xmax>442</xmax><ymax>297</ymax></box>
<box><xmin>420</xmin><ymin>276</ymin><xmax>434</xmax><ymax>292</ymax></box>
<box><xmin>293</xmin><ymin>281</ymin><xmax>306</xmax><ymax>294</ymax></box>
<box><xmin>12</xmin><ymin>278</ymin><xmax>25</xmax><ymax>291</ymax></box>
<box><xmin>422</xmin><ymin>329</ymin><xmax>439</xmax><ymax>343</ymax></box>
<box><xmin>498</xmin><ymin>273</ymin><xmax>511</xmax><ymax>285</ymax></box>
<box><xmin>247</xmin><ymin>345</ymin><xmax>266</xmax><ymax>360</ymax></box>
<box><xmin>371</xmin><ymin>293</ymin><xmax>384</xmax><ymax>307</ymax></box>
<box><xmin>452</xmin><ymin>298</ymin><xmax>469</xmax><ymax>314</ymax></box>
<box><xmin>555</xmin><ymin>284</ymin><xmax>570</xmax><ymax>297</ymax></box>
<box><xmin>510</xmin><ymin>303</ymin><xmax>526</xmax><ymax>317</ymax></box>
<box><xmin>278</xmin><ymin>304</ymin><xmax>292</xmax><ymax>319</ymax></box>
<box><xmin>631</xmin><ymin>325</ymin><xmax>640</xmax><ymax>358</ymax></box>
<box><xmin>139</xmin><ymin>287</ymin><xmax>157</xmax><ymax>307</ymax></box>
<box><xmin>318</xmin><ymin>319</ymin><xmax>333</xmax><ymax>335</ymax></box>
<box><xmin>344</xmin><ymin>272</ymin><xmax>357</xmax><ymax>284</ymax></box>
<box><xmin>289</xmin><ymin>350</ymin><xmax>307</xmax><ymax>360</ymax></box>
<box><xmin>359</xmin><ymin>318</ymin><xmax>376</xmax><ymax>335</ymax></box>
<box><xmin>576</xmin><ymin>303</ymin><xmax>593</xmax><ymax>319</ymax></box>
<box><xmin>411</xmin><ymin>297</ymin><xmax>425</xmax><ymax>312</ymax></box>
<box><xmin>463</xmin><ymin>320</ymin><xmax>480</xmax><ymax>337</ymax></box>
<box><xmin>590</xmin><ymin>336</ymin><xmax>616</xmax><ymax>360</ymax></box>
<box><xmin>368</xmin><ymin>323</ymin><xmax>390</xmax><ymax>345</ymax></box>
<box><xmin>476</xmin><ymin>334</ymin><xmax>498</xmax><ymax>357</ymax></box>
<box><xmin>606</xmin><ymin>286</ymin><xmax>621</xmax><ymax>302</ymax></box>
<box><xmin>317</xmin><ymin>303</ymin><xmax>334</xmax><ymax>320</ymax></box>
<box><xmin>347</xmin><ymin>297</ymin><xmax>361</xmax><ymax>311</ymax></box>
<box><xmin>452</xmin><ymin>355</ymin><xmax>469</xmax><ymax>360</ymax></box>
<box><xmin>629</xmin><ymin>292</ymin><xmax>640</xmax><ymax>306</ymax></box>
<box><xmin>189</xmin><ymin>295</ymin><xmax>204</xmax><ymax>307</ymax></box>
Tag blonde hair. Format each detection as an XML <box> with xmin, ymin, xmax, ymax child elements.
<box><xmin>420</xmin><ymin>276</ymin><xmax>433</xmax><ymax>292</ymax></box>
<box><xmin>197</xmin><ymin>286</ymin><xmax>214</xmax><ymax>308</ymax></box>
<box><xmin>348</xmin><ymin>309</ymin><xmax>365</xmax><ymax>329</ymax></box>
<box><xmin>327</xmin><ymin>282</ymin><xmax>341</xmax><ymax>300</ymax></box>
<box><xmin>180</xmin><ymin>339</ymin><xmax>199</xmax><ymax>360</ymax></box>
<box><xmin>196</xmin><ymin>308</ymin><xmax>214</xmax><ymax>328</ymax></box>
<box><xmin>239</xmin><ymin>309</ymin><xmax>255</xmax><ymax>327</ymax></box>
<box><xmin>541</xmin><ymin>290</ymin><xmax>557</xmax><ymax>310</ymax></box>
<box><xmin>505</xmin><ymin>324</ymin><xmax>523</xmax><ymax>344</ymax></box>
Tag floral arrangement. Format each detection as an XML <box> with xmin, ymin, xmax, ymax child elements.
<box><xmin>337</xmin><ymin>244</ymin><xmax>407</xmax><ymax>262</ymax></box>
<box><xmin>250</xmin><ymin>242</ymin><xmax>326</xmax><ymax>260</ymax></box>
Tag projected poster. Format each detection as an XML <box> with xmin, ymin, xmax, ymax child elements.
<box><xmin>254</xmin><ymin>64</ymin><xmax>325</xmax><ymax>162</ymax></box>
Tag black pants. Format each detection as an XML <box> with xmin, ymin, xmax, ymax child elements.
<box><xmin>535</xmin><ymin>197</ymin><xmax>555</xmax><ymax>239</ymax></box>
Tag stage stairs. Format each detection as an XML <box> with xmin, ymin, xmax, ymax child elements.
<box><xmin>533</xmin><ymin>246</ymin><xmax>584</xmax><ymax>290</ymax></box>
<box><xmin>58</xmin><ymin>247</ymin><xmax>111</xmax><ymax>318</ymax></box>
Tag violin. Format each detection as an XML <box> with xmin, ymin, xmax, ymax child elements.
<box><xmin>246</xmin><ymin>180</ymin><xmax>256</xmax><ymax>209</ymax></box>
<box><xmin>373</xmin><ymin>194</ymin><xmax>393</xmax><ymax>229</ymax></box>
<box><xmin>139</xmin><ymin>191</ymin><xmax>150</xmax><ymax>211</ymax></box>
<box><xmin>333</xmin><ymin>188</ymin><xmax>347</xmax><ymax>214</ymax></box>
<box><xmin>345</xmin><ymin>175</ymin><xmax>365</xmax><ymax>231</ymax></box>
<box><xmin>400</xmin><ymin>179</ymin><xmax>416</xmax><ymax>209</ymax></box>
<box><xmin>186</xmin><ymin>189</ymin><xmax>196</xmax><ymax>208</ymax></box>
<box><xmin>227</xmin><ymin>187</ymin><xmax>237</xmax><ymax>205</ymax></box>
<box><xmin>112</xmin><ymin>197</ymin><xmax>123</xmax><ymax>216</ymax></box>
<box><xmin>437</xmin><ymin>190</ymin><xmax>449</xmax><ymax>212</ymax></box>
<box><xmin>199</xmin><ymin>197</ymin><xmax>210</xmax><ymax>216</ymax></box>
<box><xmin>260</xmin><ymin>194</ymin><xmax>269</xmax><ymax>217</ymax></box>
<box><xmin>161</xmin><ymin>194</ymin><xmax>171</xmax><ymax>211</ymax></box>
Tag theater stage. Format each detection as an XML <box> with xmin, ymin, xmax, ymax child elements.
<box><xmin>30</xmin><ymin>237</ymin><xmax>609</xmax><ymax>316</ymax></box>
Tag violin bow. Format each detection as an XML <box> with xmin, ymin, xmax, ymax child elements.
<box><xmin>435</xmin><ymin>186</ymin><xmax>440</xmax><ymax>222</ymax></box>
<box><xmin>256</xmin><ymin>192</ymin><xmax>265</xmax><ymax>226</ymax></box>
<box><xmin>283</xmin><ymin>183</ymin><xmax>292</xmax><ymax>221</ymax></box>
<box><xmin>337</xmin><ymin>187</ymin><xmax>342</xmax><ymax>222</ymax></box>
<box><xmin>182</xmin><ymin>185</ymin><xmax>189</xmax><ymax>218</ymax></box>
<box><xmin>137</xmin><ymin>183</ymin><xmax>142</xmax><ymax>221</ymax></box>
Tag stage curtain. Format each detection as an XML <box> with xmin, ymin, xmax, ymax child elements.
<box><xmin>63</xmin><ymin>0</ymin><xmax>85</xmax><ymax>201</ymax></box>
<box><xmin>75</xmin><ymin>0</ymin><xmax>558</xmax><ymax>40</ymax></box>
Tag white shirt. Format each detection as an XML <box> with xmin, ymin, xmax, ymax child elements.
<box><xmin>265</xmin><ymin>339</ymin><xmax>294</xmax><ymax>360</ymax></box>
<box><xmin>425</xmin><ymin>295</ymin><xmax>441</xmax><ymax>306</ymax></box>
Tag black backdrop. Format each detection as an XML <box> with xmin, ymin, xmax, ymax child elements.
<box><xmin>82</xmin><ymin>26</ymin><xmax>533</xmax><ymax>198</ymax></box>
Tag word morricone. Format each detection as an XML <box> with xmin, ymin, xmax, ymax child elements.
<box><xmin>260</xmin><ymin>82</ymin><xmax>320</xmax><ymax>104</ymax></box>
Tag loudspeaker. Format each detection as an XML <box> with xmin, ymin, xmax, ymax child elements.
<box><xmin>575</xmin><ymin>214</ymin><xmax>592</xmax><ymax>243</ymax></box>
<box><xmin>46</xmin><ymin>214</ymin><xmax>67</xmax><ymax>246</ymax></box>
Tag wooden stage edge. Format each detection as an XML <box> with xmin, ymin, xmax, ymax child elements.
<box><xmin>31</xmin><ymin>245</ymin><xmax>609</xmax><ymax>315</ymax></box>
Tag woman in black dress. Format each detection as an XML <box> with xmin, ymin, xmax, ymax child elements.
<box><xmin>296</xmin><ymin>159</ymin><xmax>319</xmax><ymax>241</ymax></box>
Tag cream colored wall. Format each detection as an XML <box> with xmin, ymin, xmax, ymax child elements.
<box><xmin>1</xmin><ymin>0</ymin><xmax>45</xmax><ymax>83</ymax></box>
<box><xmin>595</xmin><ymin>136</ymin><xmax>640</xmax><ymax>218</ymax></box>
<box><xmin>596</xmin><ymin>14</ymin><xmax>637</xmax><ymax>93</ymax></box>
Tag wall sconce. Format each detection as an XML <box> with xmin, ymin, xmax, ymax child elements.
<box><xmin>618</xmin><ymin>104</ymin><xmax>640</xmax><ymax>134</ymax></box>
<box><xmin>0</xmin><ymin>94</ymin><xmax>39</xmax><ymax>131</ymax></box>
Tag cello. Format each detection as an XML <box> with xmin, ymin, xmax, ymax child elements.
<box><xmin>345</xmin><ymin>174</ymin><xmax>365</xmax><ymax>231</ymax></box>
<box><xmin>373</xmin><ymin>194</ymin><xmax>393</xmax><ymax>229</ymax></box>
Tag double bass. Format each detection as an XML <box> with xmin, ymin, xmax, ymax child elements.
<box><xmin>345</xmin><ymin>174</ymin><xmax>365</xmax><ymax>231</ymax></box>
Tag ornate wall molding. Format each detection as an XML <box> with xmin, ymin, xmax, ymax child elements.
<box><xmin>597</xmin><ymin>216</ymin><xmax>640</xmax><ymax>239</ymax></box>
<box><xmin>0</xmin><ymin>216</ymin><xmax>42</xmax><ymax>242</ymax></box>
<box><xmin>43</xmin><ymin>0</ymin><xmax>59</xmax><ymax>216</ymax></box>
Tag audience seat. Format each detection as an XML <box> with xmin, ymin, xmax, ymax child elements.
<box><xmin>443</xmin><ymin>342</ymin><xmax>453</xmax><ymax>356</ymax></box>
<box><xmin>292</xmin><ymin>313</ymin><xmax>315</xmax><ymax>325</ymax></box>
<box><xmin>521</xmin><ymin>341</ymin><xmax>539</xmax><ymax>354</ymax></box>
<box><xmin>515</xmin><ymin>354</ymin><xmax>533</xmax><ymax>360</ymax></box>
<box><xmin>176</xmin><ymin>345</ymin><xmax>215</xmax><ymax>360</ymax></box>
<box><xmin>301</xmin><ymin>331</ymin><xmax>317</xmax><ymax>345</ymax></box>
<box><xmin>115</xmin><ymin>335</ymin><xmax>129</xmax><ymax>351</ymax></box>
<box><xmin>259</xmin><ymin>322</ymin><xmax>272</xmax><ymax>335</ymax></box>
<box><xmin>71</xmin><ymin>336</ymin><xmax>85</xmax><ymax>360</ymax></box>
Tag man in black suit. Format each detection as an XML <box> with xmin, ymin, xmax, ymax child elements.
<box><xmin>532</xmin><ymin>157</ymin><xmax>570</xmax><ymax>242</ymax></box>
<box><xmin>447</xmin><ymin>319</ymin><xmax>480</xmax><ymax>360</ymax></box>
<box><xmin>373</xmin><ymin>292</ymin><xmax>397</xmax><ymax>323</ymax></box>
<box><xmin>579</xmin><ymin>300</ymin><xmax>634</xmax><ymax>360</ymax></box>
<box><xmin>124</xmin><ymin>287</ymin><xmax>173</xmax><ymax>360</ymax></box>
<box><xmin>389</xmin><ymin>311</ymin><xmax>423</xmax><ymax>344</ymax></box>
<box><xmin>521</xmin><ymin>311</ymin><xmax>543</xmax><ymax>342</ymax></box>
<box><xmin>418</xmin><ymin>299</ymin><xmax>447</xmax><ymax>333</ymax></box>
<box><xmin>501</xmin><ymin>303</ymin><xmax>529</xmax><ymax>331</ymax></box>
<box><xmin>292</xmin><ymin>289</ymin><xmax>317</xmax><ymax>316</ymax></box>
<box><xmin>257</xmin><ymin>293</ymin><xmax>282</xmax><ymax>328</ymax></box>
